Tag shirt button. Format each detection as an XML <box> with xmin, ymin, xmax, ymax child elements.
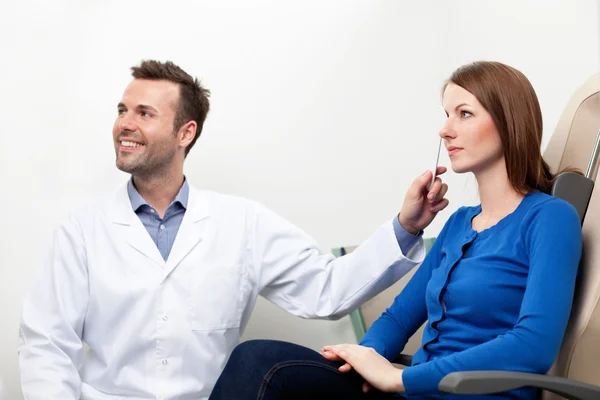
<box><xmin>162</xmin><ymin>359</ymin><xmax>168</xmax><ymax>365</ymax></box>
<box><xmin>160</xmin><ymin>224</ymin><xmax>165</xmax><ymax>230</ymax></box>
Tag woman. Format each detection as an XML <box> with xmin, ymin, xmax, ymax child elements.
<box><xmin>208</xmin><ymin>61</ymin><xmax>583</xmax><ymax>400</ymax></box>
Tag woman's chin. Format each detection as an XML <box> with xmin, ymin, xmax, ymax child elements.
<box><xmin>450</xmin><ymin>163</ymin><xmax>469</xmax><ymax>174</ymax></box>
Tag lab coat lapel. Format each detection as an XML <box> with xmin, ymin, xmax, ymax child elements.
<box><xmin>109</xmin><ymin>186</ymin><xmax>165</xmax><ymax>268</ymax></box>
<box><xmin>163</xmin><ymin>187</ymin><xmax>211</xmax><ymax>279</ymax></box>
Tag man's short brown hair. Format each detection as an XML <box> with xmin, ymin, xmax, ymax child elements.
<box><xmin>131</xmin><ymin>60</ymin><xmax>210</xmax><ymax>156</ymax></box>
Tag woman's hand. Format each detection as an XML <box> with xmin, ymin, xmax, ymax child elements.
<box><xmin>322</xmin><ymin>344</ymin><xmax>404</xmax><ymax>394</ymax></box>
<box><xmin>321</xmin><ymin>348</ymin><xmax>353</xmax><ymax>373</ymax></box>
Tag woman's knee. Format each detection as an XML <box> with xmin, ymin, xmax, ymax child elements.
<box><xmin>225</xmin><ymin>340</ymin><xmax>325</xmax><ymax>373</ymax></box>
<box><xmin>226</xmin><ymin>340</ymin><xmax>292</xmax><ymax>371</ymax></box>
<box><xmin>227</xmin><ymin>340</ymin><xmax>271</xmax><ymax>367</ymax></box>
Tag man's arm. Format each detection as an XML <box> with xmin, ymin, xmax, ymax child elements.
<box><xmin>19</xmin><ymin>214</ymin><xmax>88</xmax><ymax>400</ymax></box>
<box><xmin>254</xmin><ymin>168</ymin><xmax>448</xmax><ymax>320</ymax></box>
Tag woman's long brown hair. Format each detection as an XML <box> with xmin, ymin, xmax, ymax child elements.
<box><xmin>445</xmin><ymin>61</ymin><xmax>569</xmax><ymax>194</ymax></box>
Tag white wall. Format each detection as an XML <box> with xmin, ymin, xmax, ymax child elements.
<box><xmin>0</xmin><ymin>1</ymin><xmax>597</xmax><ymax>398</ymax></box>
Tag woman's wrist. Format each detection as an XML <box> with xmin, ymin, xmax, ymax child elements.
<box><xmin>392</xmin><ymin>368</ymin><xmax>405</xmax><ymax>393</ymax></box>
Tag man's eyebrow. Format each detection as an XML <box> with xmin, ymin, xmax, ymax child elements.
<box><xmin>117</xmin><ymin>103</ymin><xmax>159</xmax><ymax>113</ymax></box>
<box><xmin>137</xmin><ymin>104</ymin><xmax>158</xmax><ymax>113</ymax></box>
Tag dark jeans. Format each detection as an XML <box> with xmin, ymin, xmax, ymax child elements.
<box><xmin>209</xmin><ymin>339</ymin><xmax>404</xmax><ymax>400</ymax></box>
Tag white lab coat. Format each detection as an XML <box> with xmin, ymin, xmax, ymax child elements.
<box><xmin>19</xmin><ymin>184</ymin><xmax>424</xmax><ymax>400</ymax></box>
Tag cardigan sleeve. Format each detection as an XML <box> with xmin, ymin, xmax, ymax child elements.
<box><xmin>360</xmin><ymin>212</ymin><xmax>455</xmax><ymax>360</ymax></box>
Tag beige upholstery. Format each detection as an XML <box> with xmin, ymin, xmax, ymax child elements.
<box><xmin>543</xmin><ymin>74</ymin><xmax>600</xmax><ymax>175</ymax></box>
<box><xmin>360</xmin><ymin>263</ymin><xmax>425</xmax><ymax>358</ymax></box>
<box><xmin>544</xmin><ymin>73</ymin><xmax>600</xmax><ymax>400</ymax></box>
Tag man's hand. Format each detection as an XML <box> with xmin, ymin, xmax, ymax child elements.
<box><xmin>399</xmin><ymin>167</ymin><xmax>449</xmax><ymax>235</ymax></box>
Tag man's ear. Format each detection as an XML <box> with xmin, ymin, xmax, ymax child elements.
<box><xmin>179</xmin><ymin>121</ymin><xmax>197</xmax><ymax>149</ymax></box>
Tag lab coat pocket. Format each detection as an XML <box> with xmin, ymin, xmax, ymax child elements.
<box><xmin>190</xmin><ymin>266</ymin><xmax>245</xmax><ymax>331</ymax></box>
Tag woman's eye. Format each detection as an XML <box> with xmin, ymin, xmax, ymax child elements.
<box><xmin>461</xmin><ymin>110</ymin><xmax>473</xmax><ymax>118</ymax></box>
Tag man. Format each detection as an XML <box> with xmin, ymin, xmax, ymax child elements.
<box><xmin>19</xmin><ymin>60</ymin><xmax>448</xmax><ymax>400</ymax></box>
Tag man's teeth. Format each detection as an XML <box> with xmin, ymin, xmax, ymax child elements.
<box><xmin>121</xmin><ymin>141</ymin><xmax>143</xmax><ymax>148</ymax></box>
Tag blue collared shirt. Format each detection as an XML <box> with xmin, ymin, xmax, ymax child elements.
<box><xmin>127</xmin><ymin>178</ymin><xmax>189</xmax><ymax>261</ymax></box>
<box><xmin>392</xmin><ymin>217</ymin><xmax>421</xmax><ymax>255</ymax></box>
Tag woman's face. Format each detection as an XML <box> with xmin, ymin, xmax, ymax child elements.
<box><xmin>440</xmin><ymin>83</ymin><xmax>504</xmax><ymax>175</ymax></box>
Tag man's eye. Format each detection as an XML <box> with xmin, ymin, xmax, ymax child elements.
<box><xmin>118</xmin><ymin>109</ymin><xmax>126</xmax><ymax>115</ymax></box>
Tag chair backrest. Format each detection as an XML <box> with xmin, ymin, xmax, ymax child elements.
<box><xmin>543</xmin><ymin>73</ymin><xmax>600</xmax><ymax>400</ymax></box>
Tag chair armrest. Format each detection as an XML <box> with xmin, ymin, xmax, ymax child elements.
<box><xmin>439</xmin><ymin>371</ymin><xmax>600</xmax><ymax>400</ymax></box>
<box><xmin>391</xmin><ymin>354</ymin><xmax>412</xmax><ymax>366</ymax></box>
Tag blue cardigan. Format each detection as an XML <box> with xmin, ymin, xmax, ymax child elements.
<box><xmin>361</xmin><ymin>192</ymin><xmax>582</xmax><ymax>399</ymax></box>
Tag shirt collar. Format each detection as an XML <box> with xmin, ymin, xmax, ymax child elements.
<box><xmin>127</xmin><ymin>177</ymin><xmax>189</xmax><ymax>212</ymax></box>
<box><xmin>175</xmin><ymin>178</ymin><xmax>190</xmax><ymax>209</ymax></box>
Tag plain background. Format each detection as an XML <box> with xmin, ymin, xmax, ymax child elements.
<box><xmin>0</xmin><ymin>1</ymin><xmax>598</xmax><ymax>398</ymax></box>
